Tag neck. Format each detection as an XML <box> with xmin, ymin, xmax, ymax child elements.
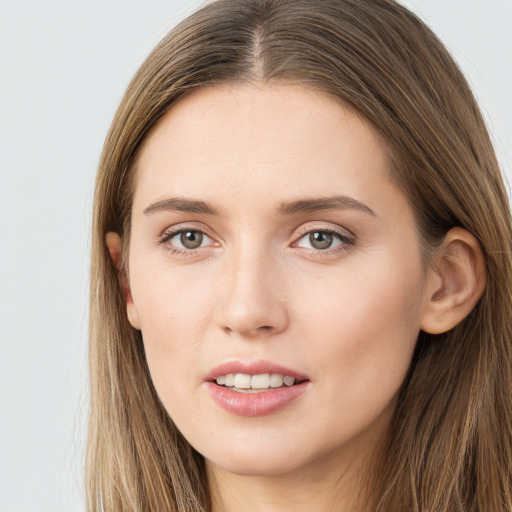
<box><xmin>207</xmin><ymin>442</ymin><xmax>380</xmax><ymax>512</ymax></box>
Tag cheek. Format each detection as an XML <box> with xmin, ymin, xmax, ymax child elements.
<box><xmin>128</xmin><ymin>260</ymin><xmax>217</xmax><ymax>389</ymax></box>
<box><xmin>292</xmin><ymin>253</ymin><xmax>425</xmax><ymax>387</ymax></box>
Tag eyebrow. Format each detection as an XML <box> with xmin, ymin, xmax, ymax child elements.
<box><xmin>278</xmin><ymin>196</ymin><xmax>376</xmax><ymax>217</ymax></box>
<box><xmin>143</xmin><ymin>197</ymin><xmax>219</xmax><ymax>216</ymax></box>
<box><xmin>143</xmin><ymin>195</ymin><xmax>376</xmax><ymax>217</ymax></box>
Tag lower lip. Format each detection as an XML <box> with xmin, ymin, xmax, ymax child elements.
<box><xmin>204</xmin><ymin>381</ymin><xmax>308</xmax><ymax>416</ymax></box>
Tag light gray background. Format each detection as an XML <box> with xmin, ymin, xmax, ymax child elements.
<box><xmin>0</xmin><ymin>1</ymin><xmax>510</xmax><ymax>511</ymax></box>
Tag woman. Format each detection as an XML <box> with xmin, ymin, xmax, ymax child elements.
<box><xmin>87</xmin><ymin>0</ymin><xmax>512</xmax><ymax>510</ymax></box>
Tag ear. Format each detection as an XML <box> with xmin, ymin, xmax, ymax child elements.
<box><xmin>105</xmin><ymin>232</ymin><xmax>141</xmax><ymax>330</ymax></box>
<box><xmin>421</xmin><ymin>227</ymin><xmax>486</xmax><ymax>334</ymax></box>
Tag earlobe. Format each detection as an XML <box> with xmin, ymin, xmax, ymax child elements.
<box><xmin>105</xmin><ymin>232</ymin><xmax>141</xmax><ymax>330</ymax></box>
<box><xmin>420</xmin><ymin>227</ymin><xmax>487</xmax><ymax>335</ymax></box>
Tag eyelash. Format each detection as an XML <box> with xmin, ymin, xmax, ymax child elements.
<box><xmin>158</xmin><ymin>225</ymin><xmax>216</xmax><ymax>255</ymax></box>
<box><xmin>158</xmin><ymin>225</ymin><xmax>356</xmax><ymax>256</ymax></box>
<box><xmin>292</xmin><ymin>225</ymin><xmax>356</xmax><ymax>256</ymax></box>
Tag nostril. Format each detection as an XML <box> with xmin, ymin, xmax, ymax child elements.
<box><xmin>221</xmin><ymin>324</ymin><xmax>274</xmax><ymax>336</ymax></box>
<box><xmin>216</xmin><ymin>293</ymin><xmax>289</xmax><ymax>337</ymax></box>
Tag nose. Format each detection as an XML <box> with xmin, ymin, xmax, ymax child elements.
<box><xmin>215</xmin><ymin>246</ymin><xmax>289</xmax><ymax>338</ymax></box>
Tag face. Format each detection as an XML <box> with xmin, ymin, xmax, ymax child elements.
<box><xmin>126</xmin><ymin>83</ymin><xmax>432</xmax><ymax>479</ymax></box>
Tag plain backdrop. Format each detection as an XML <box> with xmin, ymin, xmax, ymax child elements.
<box><xmin>0</xmin><ymin>1</ymin><xmax>510</xmax><ymax>511</ymax></box>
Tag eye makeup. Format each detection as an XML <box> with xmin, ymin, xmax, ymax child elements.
<box><xmin>157</xmin><ymin>223</ymin><xmax>218</xmax><ymax>256</ymax></box>
<box><xmin>156</xmin><ymin>221</ymin><xmax>357</xmax><ymax>259</ymax></box>
<box><xmin>291</xmin><ymin>223</ymin><xmax>357</xmax><ymax>258</ymax></box>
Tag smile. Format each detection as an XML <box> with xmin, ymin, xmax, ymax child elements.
<box><xmin>204</xmin><ymin>361</ymin><xmax>309</xmax><ymax>416</ymax></box>
<box><xmin>215</xmin><ymin>373</ymin><xmax>296</xmax><ymax>392</ymax></box>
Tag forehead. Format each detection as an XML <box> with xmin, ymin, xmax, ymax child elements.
<box><xmin>133</xmin><ymin>83</ymin><xmax>397</xmax><ymax>215</ymax></box>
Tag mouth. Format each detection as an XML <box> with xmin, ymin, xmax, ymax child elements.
<box><xmin>214</xmin><ymin>372</ymin><xmax>305</xmax><ymax>393</ymax></box>
<box><xmin>204</xmin><ymin>360</ymin><xmax>310</xmax><ymax>415</ymax></box>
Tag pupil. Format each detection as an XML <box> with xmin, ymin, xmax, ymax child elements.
<box><xmin>181</xmin><ymin>230</ymin><xmax>203</xmax><ymax>249</ymax></box>
<box><xmin>309</xmin><ymin>231</ymin><xmax>333</xmax><ymax>250</ymax></box>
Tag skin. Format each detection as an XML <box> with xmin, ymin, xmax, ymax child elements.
<box><xmin>107</xmin><ymin>83</ymin><xmax>486</xmax><ymax>511</ymax></box>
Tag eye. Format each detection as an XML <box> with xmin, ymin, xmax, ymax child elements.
<box><xmin>296</xmin><ymin>230</ymin><xmax>341</xmax><ymax>250</ymax></box>
<box><xmin>177</xmin><ymin>230</ymin><xmax>206</xmax><ymax>249</ymax></box>
<box><xmin>160</xmin><ymin>228</ymin><xmax>215</xmax><ymax>252</ymax></box>
<box><xmin>302</xmin><ymin>231</ymin><xmax>338</xmax><ymax>250</ymax></box>
<box><xmin>294</xmin><ymin>228</ymin><xmax>355</xmax><ymax>252</ymax></box>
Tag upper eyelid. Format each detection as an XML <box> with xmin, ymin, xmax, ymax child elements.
<box><xmin>158</xmin><ymin>225</ymin><xmax>218</xmax><ymax>251</ymax></box>
<box><xmin>158</xmin><ymin>222</ymin><xmax>356</xmax><ymax>245</ymax></box>
<box><xmin>160</xmin><ymin>222</ymin><xmax>215</xmax><ymax>238</ymax></box>
<box><xmin>158</xmin><ymin>230</ymin><xmax>217</xmax><ymax>258</ymax></box>
<box><xmin>293</xmin><ymin>223</ymin><xmax>356</xmax><ymax>240</ymax></box>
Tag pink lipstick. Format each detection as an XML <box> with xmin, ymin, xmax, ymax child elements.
<box><xmin>204</xmin><ymin>360</ymin><xmax>309</xmax><ymax>417</ymax></box>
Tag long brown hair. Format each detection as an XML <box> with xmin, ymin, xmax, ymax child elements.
<box><xmin>87</xmin><ymin>1</ymin><xmax>512</xmax><ymax>510</ymax></box>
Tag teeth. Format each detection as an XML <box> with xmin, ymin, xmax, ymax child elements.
<box><xmin>251</xmin><ymin>373</ymin><xmax>270</xmax><ymax>388</ymax></box>
<box><xmin>233</xmin><ymin>373</ymin><xmax>251</xmax><ymax>389</ymax></box>
<box><xmin>215</xmin><ymin>373</ymin><xmax>296</xmax><ymax>390</ymax></box>
<box><xmin>270</xmin><ymin>374</ymin><xmax>284</xmax><ymax>388</ymax></box>
<box><xmin>283</xmin><ymin>376</ymin><xmax>295</xmax><ymax>387</ymax></box>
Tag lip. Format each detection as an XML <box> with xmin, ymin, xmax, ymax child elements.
<box><xmin>203</xmin><ymin>360</ymin><xmax>310</xmax><ymax>417</ymax></box>
<box><xmin>203</xmin><ymin>360</ymin><xmax>309</xmax><ymax>382</ymax></box>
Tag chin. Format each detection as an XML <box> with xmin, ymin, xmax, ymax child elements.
<box><xmin>201</xmin><ymin>431</ymin><xmax>331</xmax><ymax>478</ymax></box>
<box><xmin>208</xmin><ymin>451</ymin><xmax>307</xmax><ymax>478</ymax></box>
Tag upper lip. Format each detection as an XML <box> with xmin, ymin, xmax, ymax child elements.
<box><xmin>204</xmin><ymin>360</ymin><xmax>309</xmax><ymax>382</ymax></box>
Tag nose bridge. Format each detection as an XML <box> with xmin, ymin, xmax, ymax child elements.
<box><xmin>216</xmin><ymin>235</ymin><xmax>288</xmax><ymax>336</ymax></box>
